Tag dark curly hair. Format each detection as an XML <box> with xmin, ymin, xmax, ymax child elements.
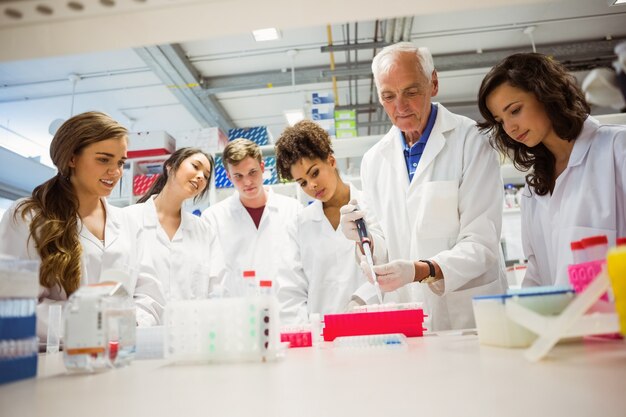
<box><xmin>477</xmin><ymin>53</ymin><xmax>589</xmax><ymax>196</ymax></box>
<box><xmin>275</xmin><ymin>120</ymin><xmax>334</xmax><ymax>181</ymax></box>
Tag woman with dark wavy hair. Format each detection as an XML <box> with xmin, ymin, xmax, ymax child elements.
<box><xmin>477</xmin><ymin>53</ymin><xmax>626</xmax><ymax>288</ymax></box>
<box><xmin>0</xmin><ymin>111</ymin><xmax>134</xmax><ymax>341</ymax></box>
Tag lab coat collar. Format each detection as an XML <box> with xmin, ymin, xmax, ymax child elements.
<box><xmin>378</xmin><ymin>103</ymin><xmax>457</xmax><ymax>187</ymax></box>
<box><xmin>567</xmin><ymin>116</ymin><xmax>598</xmax><ymax>169</ymax></box>
<box><xmin>408</xmin><ymin>103</ymin><xmax>455</xmax><ymax>184</ymax></box>
<box><xmin>141</xmin><ymin>195</ymin><xmax>190</xmax><ymax>232</ymax></box>
<box><xmin>142</xmin><ymin>195</ymin><xmax>159</xmax><ymax>228</ymax></box>
<box><xmin>229</xmin><ymin>186</ymin><xmax>280</xmax><ymax>213</ymax></box>
<box><xmin>78</xmin><ymin>197</ymin><xmax>121</xmax><ymax>249</ymax></box>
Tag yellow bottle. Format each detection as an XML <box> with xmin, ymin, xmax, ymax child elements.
<box><xmin>607</xmin><ymin>246</ymin><xmax>626</xmax><ymax>336</ymax></box>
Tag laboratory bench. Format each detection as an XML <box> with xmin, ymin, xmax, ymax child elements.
<box><xmin>0</xmin><ymin>332</ymin><xmax>624</xmax><ymax>417</ymax></box>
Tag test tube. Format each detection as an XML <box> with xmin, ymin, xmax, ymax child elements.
<box><xmin>259</xmin><ymin>280</ymin><xmax>273</xmax><ymax>296</ymax></box>
<box><xmin>570</xmin><ymin>240</ymin><xmax>586</xmax><ymax>264</ymax></box>
<box><xmin>582</xmin><ymin>235</ymin><xmax>609</xmax><ymax>261</ymax></box>
<box><xmin>243</xmin><ymin>270</ymin><xmax>257</xmax><ymax>296</ymax></box>
<box><xmin>46</xmin><ymin>304</ymin><xmax>62</xmax><ymax>354</ymax></box>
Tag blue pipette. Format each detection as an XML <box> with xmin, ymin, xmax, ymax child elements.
<box><xmin>355</xmin><ymin>217</ymin><xmax>384</xmax><ymax>304</ymax></box>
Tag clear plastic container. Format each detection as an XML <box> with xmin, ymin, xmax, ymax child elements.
<box><xmin>63</xmin><ymin>282</ymin><xmax>136</xmax><ymax>372</ymax></box>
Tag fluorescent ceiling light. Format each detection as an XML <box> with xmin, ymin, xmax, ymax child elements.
<box><xmin>610</xmin><ymin>0</ymin><xmax>626</xmax><ymax>4</ymax></box>
<box><xmin>284</xmin><ymin>109</ymin><xmax>304</xmax><ymax>126</ymax></box>
<box><xmin>252</xmin><ymin>27</ymin><xmax>281</xmax><ymax>42</ymax></box>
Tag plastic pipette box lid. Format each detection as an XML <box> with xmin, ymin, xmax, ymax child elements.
<box><xmin>473</xmin><ymin>286</ymin><xmax>575</xmax><ymax>303</ymax></box>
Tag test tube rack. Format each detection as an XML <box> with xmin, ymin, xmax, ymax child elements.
<box><xmin>568</xmin><ymin>259</ymin><xmax>609</xmax><ymax>301</ymax></box>
<box><xmin>0</xmin><ymin>259</ymin><xmax>39</xmax><ymax>385</ymax></box>
<box><xmin>322</xmin><ymin>308</ymin><xmax>426</xmax><ymax>341</ymax></box>
<box><xmin>164</xmin><ymin>295</ymin><xmax>283</xmax><ymax>363</ymax></box>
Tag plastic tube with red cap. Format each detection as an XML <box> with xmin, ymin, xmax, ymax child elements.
<box><xmin>581</xmin><ymin>235</ymin><xmax>609</xmax><ymax>262</ymax></box>
<box><xmin>570</xmin><ymin>240</ymin><xmax>587</xmax><ymax>264</ymax></box>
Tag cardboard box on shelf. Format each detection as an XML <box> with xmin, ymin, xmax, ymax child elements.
<box><xmin>128</xmin><ymin>131</ymin><xmax>176</xmax><ymax>158</ymax></box>
<box><xmin>335</xmin><ymin>119</ymin><xmax>356</xmax><ymax>130</ymax></box>
<box><xmin>334</xmin><ymin>109</ymin><xmax>356</xmax><ymax>120</ymax></box>
<box><xmin>175</xmin><ymin>127</ymin><xmax>227</xmax><ymax>153</ymax></box>
<box><xmin>336</xmin><ymin>128</ymin><xmax>358</xmax><ymax>139</ymax></box>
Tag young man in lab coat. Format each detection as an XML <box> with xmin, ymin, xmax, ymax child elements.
<box><xmin>201</xmin><ymin>139</ymin><xmax>301</xmax><ymax>295</ymax></box>
<box><xmin>340</xmin><ymin>42</ymin><xmax>507</xmax><ymax>331</ymax></box>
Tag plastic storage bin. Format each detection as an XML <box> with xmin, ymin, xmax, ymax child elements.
<box><xmin>473</xmin><ymin>287</ymin><xmax>574</xmax><ymax>348</ymax></box>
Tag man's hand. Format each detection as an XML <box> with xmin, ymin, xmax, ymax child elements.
<box><xmin>360</xmin><ymin>259</ymin><xmax>416</xmax><ymax>292</ymax></box>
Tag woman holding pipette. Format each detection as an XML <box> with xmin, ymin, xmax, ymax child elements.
<box><xmin>274</xmin><ymin>120</ymin><xmax>377</xmax><ymax>324</ymax></box>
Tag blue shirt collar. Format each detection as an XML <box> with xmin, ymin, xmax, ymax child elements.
<box><xmin>401</xmin><ymin>103</ymin><xmax>438</xmax><ymax>152</ymax></box>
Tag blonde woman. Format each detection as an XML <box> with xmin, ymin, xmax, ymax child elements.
<box><xmin>0</xmin><ymin>111</ymin><xmax>133</xmax><ymax>341</ymax></box>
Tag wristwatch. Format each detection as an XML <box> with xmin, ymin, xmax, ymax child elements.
<box><xmin>419</xmin><ymin>259</ymin><xmax>437</xmax><ymax>284</ymax></box>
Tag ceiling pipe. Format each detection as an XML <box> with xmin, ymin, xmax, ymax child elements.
<box><xmin>326</xmin><ymin>24</ymin><xmax>340</xmax><ymax>105</ymax></box>
<box><xmin>393</xmin><ymin>17</ymin><xmax>405</xmax><ymax>42</ymax></box>
<box><xmin>402</xmin><ymin>17</ymin><xmax>413</xmax><ymax>41</ymax></box>
<box><xmin>383</xmin><ymin>19</ymin><xmax>395</xmax><ymax>44</ymax></box>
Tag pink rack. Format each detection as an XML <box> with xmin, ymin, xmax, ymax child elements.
<box><xmin>280</xmin><ymin>331</ymin><xmax>313</xmax><ymax>348</ymax></box>
<box><xmin>568</xmin><ymin>259</ymin><xmax>609</xmax><ymax>301</ymax></box>
<box><xmin>322</xmin><ymin>309</ymin><xmax>426</xmax><ymax>342</ymax></box>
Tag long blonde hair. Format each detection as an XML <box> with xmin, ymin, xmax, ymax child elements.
<box><xmin>16</xmin><ymin>111</ymin><xmax>128</xmax><ymax>295</ymax></box>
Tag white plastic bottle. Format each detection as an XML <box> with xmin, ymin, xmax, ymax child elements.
<box><xmin>243</xmin><ymin>270</ymin><xmax>257</xmax><ymax>297</ymax></box>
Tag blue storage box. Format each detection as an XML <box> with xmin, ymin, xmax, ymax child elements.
<box><xmin>228</xmin><ymin>126</ymin><xmax>270</xmax><ymax>146</ymax></box>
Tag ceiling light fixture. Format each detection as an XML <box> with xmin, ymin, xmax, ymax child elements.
<box><xmin>610</xmin><ymin>0</ymin><xmax>626</xmax><ymax>4</ymax></box>
<box><xmin>48</xmin><ymin>73</ymin><xmax>81</xmax><ymax>135</ymax></box>
<box><xmin>252</xmin><ymin>27</ymin><xmax>281</xmax><ymax>42</ymax></box>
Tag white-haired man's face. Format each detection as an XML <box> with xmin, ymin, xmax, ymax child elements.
<box><xmin>376</xmin><ymin>52</ymin><xmax>438</xmax><ymax>136</ymax></box>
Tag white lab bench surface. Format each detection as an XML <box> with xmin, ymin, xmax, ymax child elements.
<box><xmin>0</xmin><ymin>332</ymin><xmax>624</xmax><ymax>417</ymax></box>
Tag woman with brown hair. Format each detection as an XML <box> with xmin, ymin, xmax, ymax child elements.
<box><xmin>0</xmin><ymin>111</ymin><xmax>133</xmax><ymax>340</ymax></box>
<box><xmin>477</xmin><ymin>53</ymin><xmax>626</xmax><ymax>288</ymax></box>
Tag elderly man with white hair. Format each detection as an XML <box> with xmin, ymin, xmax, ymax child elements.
<box><xmin>340</xmin><ymin>42</ymin><xmax>507</xmax><ymax>331</ymax></box>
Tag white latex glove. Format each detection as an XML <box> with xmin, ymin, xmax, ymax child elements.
<box><xmin>360</xmin><ymin>259</ymin><xmax>415</xmax><ymax>292</ymax></box>
<box><xmin>339</xmin><ymin>199</ymin><xmax>367</xmax><ymax>243</ymax></box>
<box><xmin>344</xmin><ymin>296</ymin><xmax>366</xmax><ymax>312</ymax></box>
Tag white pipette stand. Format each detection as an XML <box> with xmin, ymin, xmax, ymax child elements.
<box><xmin>505</xmin><ymin>266</ymin><xmax>619</xmax><ymax>362</ymax></box>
